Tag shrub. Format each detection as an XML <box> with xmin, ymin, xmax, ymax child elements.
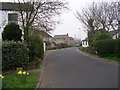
<box><xmin>2</xmin><ymin>41</ymin><xmax>29</xmax><ymax>71</ymax></box>
<box><xmin>27</xmin><ymin>35</ymin><xmax>44</xmax><ymax>61</ymax></box>
<box><xmin>2</xmin><ymin>23</ymin><xmax>22</xmax><ymax>41</ymax></box>
<box><xmin>93</xmin><ymin>39</ymin><xmax>120</xmax><ymax>57</ymax></box>
<box><xmin>88</xmin><ymin>30</ymin><xmax>112</xmax><ymax>46</ymax></box>
<box><xmin>79</xmin><ymin>46</ymin><xmax>96</xmax><ymax>55</ymax></box>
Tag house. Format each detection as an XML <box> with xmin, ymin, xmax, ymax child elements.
<box><xmin>30</xmin><ymin>28</ymin><xmax>56</xmax><ymax>51</ymax></box>
<box><xmin>109</xmin><ymin>30</ymin><xmax>119</xmax><ymax>39</ymax></box>
<box><xmin>82</xmin><ymin>38</ymin><xmax>89</xmax><ymax>47</ymax></box>
<box><xmin>53</xmin><ymin>33</ymin><xmax>74</xmax><ymax>46</ymax></box>
<box><xmin>0</xmin><ymin>2</ymin><xmax>32</xmax><ymax>38</ymax></box>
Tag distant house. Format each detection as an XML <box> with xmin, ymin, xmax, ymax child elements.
<box><xmin>109</xmin><ymin>30</ymin><xmax>119</xmax><ymax>39</ymax></box>
<box><xmin>82</xmin><ymin>38</ymin><xmax>89</xmax><ymax>47</ymax></box>
<box><xmin>30</xmin><ymin>28</ymin><xmax>56</xmax><ymax>51</ymax></box>
<box><xmin>69</xmin><ymin>37</ymin><xmax>74</xmax><ymax>46</ymax></box>
<box><xmin>53</xmin><ymin>33</ymin><xmax>74</xmax><ymax>46</ymax></box>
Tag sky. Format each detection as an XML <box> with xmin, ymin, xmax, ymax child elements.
<box><xmin>51</xmin><ymin>0</ymin><xmax>119</xmax><ymax>40</ymax></box>
<box><xmin>0</xmin><ymin>0</ymin><xmax>119</xmax><ymax>40</ymax></box>
<box><xmin>51</xmin><ymin>0</ymin><xmax>92</xmax><ymax>40</ymax></box>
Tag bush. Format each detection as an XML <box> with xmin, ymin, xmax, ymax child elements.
<box><xmin>93</xmin><ymin>39</ymin><xmax>120</xmax><ymax>57</ymax></box>
<box><xmin>2</xmin><ymin>23</ymin><xmax>22</xmax><ymax>41</ymax></box>
<box><xmin>79</xmin><ymin>46</ymin><xmax>96</xmax><ymax>55</ymax></box>
<box><xmin>2</xmin><ymin>41</ymin><xmax>29</xmax><ymax>71</ymax></box>
<box><xmin>27</xmin><ymin>35</ymin><xmax>44</xmax><ymax>61</ymax></box>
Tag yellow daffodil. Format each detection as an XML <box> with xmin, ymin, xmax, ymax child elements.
<box><xmin>2</xmin><ymin>76</ymin><xmax>4</xmax><ymax>78</ymax></box>
<box><xmin>23</xmin><ymin>71</ymin><xmax>26</xmax><ymax>75</ymax></box>
<box><xmin>0</xmin><ymin>74</ymin><xmax>2</xmax><ymax>77</ymax></box>
<box><xmin>0</xmin><ymin>74</ymin><xmax>4</xmax><ymax>79</ymax></box>
<box><xmin>27</xmin><ymin>72</ymin><xmax>29</xmax><ymax>75</ymax></box>
<box><xmin>18</xmin><ymin>71</ymin><xmax>22</xmax><ymax>74</ymax></box>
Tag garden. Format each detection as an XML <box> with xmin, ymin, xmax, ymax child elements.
<box><xmin>1</xmin><ymin>23</ymin><xmax>44</xmax><ymax>88</ymax></box>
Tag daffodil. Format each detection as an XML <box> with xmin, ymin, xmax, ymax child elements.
<box><xmin>18</xmin><ymin>71</ymin><xmax>22</xmax><ymax>74</ymax></box>
<box><xmin>23</xmin><ymin>71</ymin><xmax>26</xmax><ymax>75</ymax></box>
<box><xmin>27</xmin><ymin>72</ymin><xmax>29</xmax><ymax>75</ymax></box>
<box><xmin>2</xmin><ymin>76</ymin><xmax>4</xmax><ymax>78</ymax></box>
<box><xmin>0</xmin><ymin>74</ymin><xmax>2</xmax><ymax>77</ymax></box>
<box><xmin>0</xmin><ymin>74</ymin><xmax>4</xmax><ymax>79</ymax></box>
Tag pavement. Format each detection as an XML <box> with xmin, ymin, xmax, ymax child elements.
<box><xmin>38</xmin><ymin>47</ymin><xmax>118</xmax><ymax>88</ymax></box>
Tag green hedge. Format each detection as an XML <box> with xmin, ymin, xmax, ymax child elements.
<box><xmin>2</xmin><ymin>41</ymin><xmax>29</xmax><ymax>71</ymax></box>
<box><xmin>27</xmin><ymin>35</ymin><xmax>44</xmax><ymax>61</ymax></box>
<box><xmin>79</xmin><ymin>46</ymin><xmax>96</xmax><ymax>55</ymax></box>
<box><xmin>93</xmin><ymin>39</ymin><xmax>120</xmax><ymax>57</ymax></box>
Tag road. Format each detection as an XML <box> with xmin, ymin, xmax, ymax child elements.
<box><xmin>40</xmin><ymin>48</ymin><xmax>118</xmax><ymax>88</ymax></box>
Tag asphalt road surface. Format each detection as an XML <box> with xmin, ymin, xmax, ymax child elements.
<box><xmin>40</xmin><ymin>48</ymin><xmax>118</xmax><ymax>88</ymax></box>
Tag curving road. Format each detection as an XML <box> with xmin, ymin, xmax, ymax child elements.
<box><xmin>40</xmin><ymin>48</ymin><xmax>118</xmax><ymax>88</ymax></box>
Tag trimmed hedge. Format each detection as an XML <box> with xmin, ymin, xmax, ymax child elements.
<box><xmin>27</xmin><ymin>35</ymin><xmax>44</xmax><ymax>61</ymax></box>
<box><xmin>2</xmin><ymin>23</ymin><xmax>22</xmax><ymax>41</ymax></box>
<box><xmin>2</xmin><ymin>41</ymin><xmax>29</xmax><ymax>71</ymax></box>
<box><xmin>79</xmin><ymin>46</ymin><xmax>96</xmax><ymax>55</ymax></box>
<box><xmin>93</xmin><ymin>39</ymin><xmax>120</xmax><ymax>57</ymax></box>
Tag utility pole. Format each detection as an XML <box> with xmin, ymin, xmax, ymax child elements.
<box><xmin>74</xmin><ymin>35</ymin><xmax>76</xmax><ymax>47</ymax></box>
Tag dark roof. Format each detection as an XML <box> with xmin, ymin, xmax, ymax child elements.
<box><xmin>69</xmin><ymin>37</ymin><xmax>74</xmax><ymax>40</ymax></box>
<box><xmin>82</xmin><ymin>38</ymin><xmax>88</xmax><ymax>41</ymax></box>
<box><xmin>30</xmin><ymin>27</ymin><xmax>52</xmax><ymax>38</ymax></box>
<box><xmin>39</xmin><ymin>31</ymin><xmax>52</xmax><ymax>38</ymax></box>
<box><xmin>0</xmin><ymin>2</ymin><xmax>33</xmax><ymax>11</ymax></box>
<box><xmin>109</xmin><ymin>30</ymin><xmax>118</xmax><ymax>36</ymax></box>
<box><xmin>54</xmin><ymin>34</ymin><xmax>68</xmax><ymax>39</ymax></box>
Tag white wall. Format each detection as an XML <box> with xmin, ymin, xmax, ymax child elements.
<box><xmin>113</xmin><ymin>33</ymin><xmax>119</xmax><ymax>39</ymax></box>
<box><xmin>0</xmin><ymin>10</ymin><xmax>22</xmax><ymax>39</ymax></box>
<box><xmin>82</xmin><ymin>40</ymin><xmax>89</xmax><ymax>47</ymax></box>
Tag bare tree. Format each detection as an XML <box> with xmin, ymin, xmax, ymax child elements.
<box><xmin>17</xmin><ymin>0</ymin><xmax>68</xmax><ymax>40</ymax></box>
<box><xmin>76</xmin><ymin>1</ymin><xmax>119</xmax><ymax>34</ymax></box>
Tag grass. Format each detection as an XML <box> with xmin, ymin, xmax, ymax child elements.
<box><xmin>2</xmin><ymin>72</ymin><xmax>38</xmax><ymax>88</ymax></box>
<box><xmin>79</xmin><ymin>47</ymin><xmax>119</xmax><ymax>62</ymax></box>
<box><xmin>104</xmin><ymin>56</ymin><xmax>120</xmax><ymax>62</ymax></box>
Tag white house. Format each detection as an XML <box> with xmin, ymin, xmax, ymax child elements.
<box><xmin>109</xmin><ymin>30</ymin><xmax>119</xmax><ymax>39</ymax></box>
<box><xmin>0</xmin><ymin>2</ymin><xmax>32</xmax><ymax>39</ymax></box>
<box><xmin>82</xmin><ymin>38</ymin><xmax>89</xmax><ymax>47</ymax></box>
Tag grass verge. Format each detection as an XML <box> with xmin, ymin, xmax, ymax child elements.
<box><xmin>79</xmin><ymin>47</ymin><xmax>119</xmax><ymax>62</ymax></box>
<box><xmin>103</xmin><ymin>56</ymin><xmax>120</xmax><ymax>62</ymax></box>
<box><xmin>2</xmin><ymin>72</ymin><xmax>38</xmax><ymax>88</ymax></box>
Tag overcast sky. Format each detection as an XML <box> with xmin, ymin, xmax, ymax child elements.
<box><xmin>0</xmin><ymin>0</ymin><xmax>119</xmax><ymax>40</ymax></box>
<box><xmin>51</xmin><ymin>0</ymin><xmax>93</xmax><ymax>40</ymax></box>
<box><xmin>51</xmin><ymin>0</ymin><xmax>119</xmax><ymax>40</ymax></box>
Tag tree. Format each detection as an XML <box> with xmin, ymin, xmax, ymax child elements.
<box><xmin>76</xmin><ymin>1</ymin><xmax>120</xmax><ymax>37</ymax></box>
<box><xmin>17</xmin><ymin>0</ymin><xmax>68</xmax><ymax>41</ymax></box>
<box><xmin>88</xmin><ymin>30</ymin><xmax>112</xmax><ymax>46</ymax></box>
<box><xmin>2</xmin><ymin>23</ymin><xmax>22</xmax><ymax>41</ymax></box>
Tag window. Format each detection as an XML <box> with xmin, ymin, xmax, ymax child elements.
<box><xmin>8</xmin><ymin>13</ymin><xmax>18</xmax><ymax>24</ymax></box>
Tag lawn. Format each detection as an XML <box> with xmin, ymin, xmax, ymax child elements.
<box><xmin>2</xmin><ymin>72</ymin><xmax>38</xmax><ymax>88</ymax></box>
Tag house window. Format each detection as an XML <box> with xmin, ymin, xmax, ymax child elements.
<box><xmin>8</xmin><ymin>13</ymin><xmax>18</xmax><ymax>24</ymax></box>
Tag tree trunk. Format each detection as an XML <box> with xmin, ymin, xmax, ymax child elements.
<box><xmin>23</xmin><ymin>26</ymin><xmax>29</xmax><ymax>41</ymax></box>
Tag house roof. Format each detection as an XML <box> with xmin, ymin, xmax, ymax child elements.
<box><xmin>30</xmin><ymin>27</ymin><xmax>52</xmax><ymax>38</ymax></box>
<box><xmin>82</xmin><ymin>38</ymin><xmax>88</xmax><ymax>41</ymax></box>
<box><xmin>54</xmin><ymin>34</ymin><xmax>69</xmax><ymax>39</ymax></box>
<box><xmin>39</xmin><ymin>31</ymin><xmax>52</xmax><ymax>38</ymax></box>
<box><xmin>69</xmin><ymin>37</ymin><xmax>74</xmax><ymax>40</ymax></box>
<box><xmin>0</xmin><ymin>2</ymin><xmax>33</xmax><ymax>11</ymax></box>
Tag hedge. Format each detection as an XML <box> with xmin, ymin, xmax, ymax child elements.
<box><xmin>27</xmin><ymin>35</ymin><xmax>44</xmax><ymax>61</ymax></box>
<box><xmin>93</xmin><ymin>39</ymin><xmax>120</xmax><ymax>57</ymax></box>
<box><xmin>2</xmin><ymin>41</ymin><xmax>29</xmax><ymax>71</ymax></box>
<box><xmin>2</xmin><ymin>23</ymin><xmax>22</xmax><ymax>41</ymax></box>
